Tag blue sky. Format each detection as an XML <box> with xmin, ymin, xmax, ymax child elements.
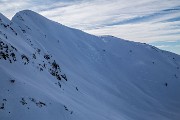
<box><xmin>0</xmin><ymin>0</ymin><xmax>180</xmax><ymax>54</ymax></box>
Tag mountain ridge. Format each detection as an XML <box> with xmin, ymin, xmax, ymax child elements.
<box><xmin>0</xmin><ymin>10</ymin><xmax>180</xmax><ymax>120</ymax></box>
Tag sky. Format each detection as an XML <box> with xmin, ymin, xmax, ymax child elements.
<box><xmin>0</xmin><ymin>0</ymin><xmax>180</xmax><ymax>54</ymax></box>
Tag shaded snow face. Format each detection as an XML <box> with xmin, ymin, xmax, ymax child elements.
<box><xmin>0</xmin><ymin>10</ymin><xmax>180</xmax><ymax>120</ymax></box>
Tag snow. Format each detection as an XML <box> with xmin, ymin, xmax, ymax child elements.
<box><xmin>0</xmin><ymin>10</ymin><xmax>180</xmax><ymax>120</ymax></box>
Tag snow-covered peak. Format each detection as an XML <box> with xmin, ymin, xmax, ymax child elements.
<box><xmin>12</xmin><ymin>10</ymin><xmax>48</xmax><ymax>22</ymax></box>
<box><xmin>0</xmin><ymin>10</ymin><xmax>180</xmax><ymax>120</ymax></box>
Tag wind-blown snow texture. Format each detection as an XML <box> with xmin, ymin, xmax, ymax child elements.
<box><xmin>0</xmin><ymin>10</ymin><xmax>180</xmax><ymax>120</ymax></box>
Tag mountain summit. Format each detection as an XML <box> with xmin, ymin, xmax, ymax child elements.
<box><xmin>0</xmin><ymin>10</ymin><xmax>180</xmax><ymax>120</ymax></box>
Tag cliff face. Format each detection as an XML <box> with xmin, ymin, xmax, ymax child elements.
<box><xmin>0</xmin><ymin>10</ymin><xmax>180</xmax><ymax>120</ymax></box>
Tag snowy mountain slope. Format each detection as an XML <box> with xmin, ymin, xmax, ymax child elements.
<box><xmin>0</xmin><ymin>10</ymin><xmax>180</xmax><ymax>120</ymax></box>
